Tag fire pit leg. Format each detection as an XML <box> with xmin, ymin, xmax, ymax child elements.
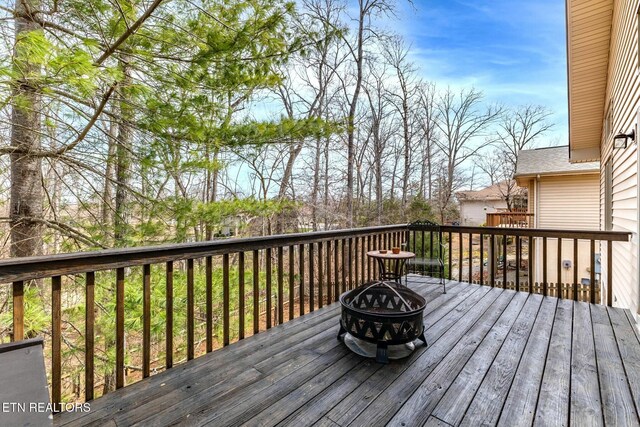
<box><xmin>337</xmin><ymin>323</ymin><xmax>347</xmax><ymax>342</ymax></box>
<box><xmin>417</xmin><ymin>332</ymin><xmax>428</xmax><ymax>347</ymax></box>
<box><xmin>376</xmin><ymin>341</ymin><xmax>389</xmax><ymax>364</ymax></box>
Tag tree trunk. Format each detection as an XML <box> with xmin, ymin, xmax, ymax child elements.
<box><xmin>114</xmin><ymin>57</ymin><xmax>133</xmax><ymax>246</ymax></box>
<box><xmin>311</xmin><ymin>137</ymin><xmax>322</xmax><ymax>231</ymax></box>
<box><xmin>10</xmin><ymin>0</ymin><xmax>43</xmax><ymax>258</ymax></box>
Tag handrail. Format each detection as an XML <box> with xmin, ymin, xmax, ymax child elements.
<box><xmin>440</xmin><ymin>225</ymin><xmax>630</xmax><ymax>241</ymax></box>
<box><xmin>0</xmin><ymin>224</ymin><xmax>407</xmax><ymax>284</ymax></box>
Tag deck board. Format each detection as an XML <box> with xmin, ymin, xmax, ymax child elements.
<box><xmin>54</xmin><ymin>279</ymin><xmax>640</xmax><ymax>427</ymax></box>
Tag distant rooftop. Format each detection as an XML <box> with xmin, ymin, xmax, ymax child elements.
<box><xmin>456</xmin><ymin>180</ymin><xmax>525</xmax><ymax>201</ymax></box>
<box><xmin>514</xmin><ymin>146</ymin><xmax>599</xmax><ymax>178</ymax></box>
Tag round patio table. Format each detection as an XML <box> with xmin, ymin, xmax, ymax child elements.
<box><xmin>366</xmin><ymin>250</ymin><xmax>415</xmax><ymax>283</ymax></box>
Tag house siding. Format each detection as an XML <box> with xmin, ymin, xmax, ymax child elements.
<box><xmin>531</xmin><ymin>174</ymin><xmax>600</xmax><ymax>286</ymax></box>
<box><xmin>459</xmin><ymin>200</ymin><xmax>507</xmax><ymax>226</ymax></box>
<box><xmin>602</xmin><ymin>0</ymin><xmax>640</xmax><ymax>315</ymax></box>
<box><xmin>538</xmin><ymin>175</ymin><xmax>600</xmax><ymax>230</ymax></box>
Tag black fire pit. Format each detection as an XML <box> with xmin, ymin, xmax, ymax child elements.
<box><xmin>337</xmin><ymin>281</ymin><xmax>427</xmax><ymax>363</ymax></box>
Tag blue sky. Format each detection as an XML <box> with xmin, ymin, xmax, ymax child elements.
<box><xmin>391</xmin><ymin>0</ymin><xmax>568</xmax><ymax>144</ymax></box>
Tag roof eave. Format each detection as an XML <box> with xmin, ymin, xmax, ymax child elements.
<box><xmin>566</xmin><ymin>0</ymin><xmax>613</xmax><ymax>162</ymax></box>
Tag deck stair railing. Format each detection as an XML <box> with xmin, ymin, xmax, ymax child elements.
<box><xmin>0</xmin><ymin>223</ymin><xmax>630</xmax><ymax>407</ymax></box>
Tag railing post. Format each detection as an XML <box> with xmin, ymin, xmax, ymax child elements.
<box><xmin>238</xmin><ymin>253</ymin><xmax>246</xmax><ymax>337</ymax></box>
<box><xmin>85</xmin><ymin>272</ymin><xmax>95</xmax><ymax>401</ymax></box>
<box><xmin>166</xmin><ymin>261</ymin><xmax>173</xmax><ymax>368</ymax></box>
<box><xmin>206</xmin><ymin>256</ymin><xmax>214</xmax><ymax>350</ymax></box>
<box><xmin>223</xmin><ymin>254</ymin><xmax>230</xmax><ymax>343</ymax></box>
<box><xmin>143</xmin><ymin>264</ymin><xmax>151</xmax><ymax>375</ymax></box>
<box><xmin>278</xmin><ymin>247</ymin><xmax>284</xmax><ymax>322</ymax></box>
<box><xmin>115</xmin><ymin>268</ymin><xmax>125</xmax><ymax>389</ymax></box>
<box><xmin>187</xmin><ymin>259</ymin><xmax>194</xmax><ymax>359</ymax></box>
<box><xmin>12</xmin><ymin>281</ymin><xmax>24</xmax><ymax>342</ymax></box>
<box><xmin>607</xmin><ymin>241</ymin><xmax>613</xmax><ymax>306</ymax></box>
<box><xmin>52</xmin><ymin>275</ymin><xmax>62</xmax><ymax>406</ymax></box>
<box><xmin>573</xmin><ymin>239</ymin><xmax>578</xmax><ymax>301</ymax></box>
<box><xmin>252</xmin><ymin>252</ymin><xmax>259</xmax><ymax>335</ymax></box>
<box><xmin>590</xmin><ymin>240</ymin><xmax>596</xmax><ymax>304</ymax></box>
<box><xmin>288</xmin><ymin>246</ymin><xmax>295</xmax><ymax>319</ymax></box>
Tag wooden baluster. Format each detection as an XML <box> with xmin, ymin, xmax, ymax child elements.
<box><xmin>12</xmin><ymin>281</ymin><xmax>23</xmax><ymax>342</ymax></box>
<box><xmin>187</xmin><ymin>259</ymin><xmax>194</xmax><ymax>359</ymax></box>
<box><xmin>543</xmin><ymin>237</ymin><xmax>548</xmax><ymax>296</ymax></box>
<box><xmin>166</xmin><ymin>261</ymin><xmax>173</xmax><ymax>368</ymax></box>
<box><xmin>143</xmin><ymin>264</ymin><xmax>151</xmax><ymax>376</ymax></box>
<box><xmin>573</xmin><ymin>239</ymin><xmax>579</xmax><ymax>301</ymax></box>
<box><xmin>309</xmin><ymin>243</ymin><xmax>315</xmax><ymax>312</ymax></box>
<box><xmin>278</xmin><ymin>247</ymin><xmax>284</xmax><ymax>323</ymax></box>
<box><xmin>326</xmin><ymin>240</ymin><xmax>333</xmax><ymax>305</ymax></box>
<box><xmin>289</xmin><ymin>246</ymin><xmax>295</xmax><ymax>320</ymax></box>
<box><xmin>490</xmin><ymin>236</ymin><xmax>496</xmax><ymax>287</ymax></box>
<box><xmin>238</xmin><ymin>253</ymin><xmax>245</xmax><ymax>338</ymax></box>
<box><xmin>372</xmin><ymin>235</ymin><xmax>378</xmax><ymax>279</ymax></box>
<box><xmin>557</xmin><ymin>238</ymin><xmax>562</xmax><ymax>299</ymax></box>
<box><xmin>448</xmin><ymin>232</ymin><xmax>453</xmax><ymax>280</ymax></box>
<box><xmin>360</xmin><ymin>236</ymin><xmax>365</xmax><ymax>285</ymax></box>
<box><xmin>354</xmin><ymin>237</ymin><xmax>359</xmax><ymax>288</ymax></box>
<box><xmin>528</xmin><ymin>238</ymin><xmax>533</xmax><ymax>293</ymax></box>
<box><xmin>458</xmin><ymin>232</ymin><xmax>463</xmax><ymax>282</ymax></box>
<box><xmin>341</xmin><ymin>239</ymin><xmax>347</xmax><ymax>293</ymax></box>
<box><xmin>367</xmin><ymin>235</ymin><xmax>372</xmax><ymax>281</ymax></box>
<box><xmin>52</xmin><ymin>275</ymin><xmax>62</xmax><ymax>404</ymax></box>
<box><xmin>421</xmin><ymin>230</ymin><xmax>426</xmax><ymax>258</ymax></box>
<box><xmin>207</xmin><ymin>256</ymin><xmax>214</xmax><ymax>351</ymax></box>
<box><xmin>299</xmin><ymin>244</ymin><xmax>305</xmax><ymax>316</ymax></box>
<box><xmin>607</xmin><ymin>241</ymin><xmax>613</xmax><ymax>306</ymax></box>
<box><xmin>479</xmin><ymin>234</ymin><xmax>484</xmax><ymax>286</ymax></box>
<box><xmin>590</xmin><ymin>240</ymin><xmax>596</xmax><ymax>304</ymax></box>
<box><xmin>318</xmin><ymin>241</ymin><xmax>324</xmax><ymax>309</ymax></box>
<box><xmin>266</xmin><ymin>248</ymin><xmax>272</xmax><ymax>328</ymax></box>
<box><xmin>252</xmin><ymin>251</ymin><xmax>259</xmax><ymax>334</ymax></box>
<box><xmin>334</xmin><ymin>239</ymin><xmax>340</xmax><ymax>300</ymax></box>
<box><xmin>346</xmin><ymin>238</ymin><xmax>352</xmax><ymax>290</ymax></box>
<box><xmin>515</xmin><ymin>236</ymin><xmax>520</xmax><ymax>292</ymax></box>
<box><xmin>502</xmin><ymin>235</ymin><xmax>507</xmax><ymax>288</ymax></box>
<box><xmin>468</xmin><ymin>233</ymin><xmax>473</xmax><ymax>283</ymax></box>
<box><xmin>85</xmin><ymin>272</ymin><xmax>95</xmax><ymax>400</ymax></box>
<box><xmin>116</xmin><ymin>268</ymin><xmax>125</xmax><ymax>389</ymax></box>
<box><xmin>223</xmin><ymin>254</ymin><xmax>230</xmax><ymax>344</ymax></box>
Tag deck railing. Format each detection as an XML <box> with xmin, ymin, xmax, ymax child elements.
<box><xmin>0</xmin><ymin>224</ymin><xmax>405</xmax><ymax>406</ymax></box>
<box><xmin>0</xmin><ymin>223</ymin><xmax>631</xmax><ymax>406</ymax></box>
<box><xmin>407</xmin><ymin>225</ymin><xmax>630</xmax><ymax>306</ymax></box>
<box><xmin>485</xmin><ymin>212</ymin><xmax>534</xmax><ymax>227</ymax></box>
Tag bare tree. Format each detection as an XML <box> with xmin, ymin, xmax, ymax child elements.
<box><xmin>383</xmin><ymin>35</ymin><xmax>419</xmax><ymax>207</ymax></box>
<box><xmin>341</xmin><ymin>0</ymin><xmax>397</xmax><ymax>227</ymax></box>
<box><xmin>416</xmin><ymin>81</ymin><xmax>438</xmax><ymax>200</ymax></box>
<box><xmin>434</xmin><ymin>87</ymin><xmax>502</xmax><ymax>222</ymax></box>
<box><xmin>491</xmin><ymin>104</ymin><xmax>553</xmax><ymax>209</ymax></box>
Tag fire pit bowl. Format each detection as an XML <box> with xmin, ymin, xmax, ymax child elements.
<box><xmin>337</xmin><ymin>281</ymin><xmax>427</xmax><ymax>363</ymax></box>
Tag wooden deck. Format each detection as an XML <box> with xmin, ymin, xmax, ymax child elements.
<box><xmin>55</xmin><ymin>278</ymin><xmax>640</xmax><ymax>427</ymax></box>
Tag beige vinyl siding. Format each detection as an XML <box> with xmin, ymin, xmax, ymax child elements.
<box><xmin>601</xmin><ymin>0</ymin><xmax>640</xmax><ymax>315</ymax></box>
<box><xmin>537</xmin><ymin>174</ymin><xmax>600</xmax><ymax>230</ymax></box>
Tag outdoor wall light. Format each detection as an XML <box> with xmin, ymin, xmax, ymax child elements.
<box><xmin>613</xmin><ymin>129</ymin><xmax>635</xmax><ymax>149</ymax></box>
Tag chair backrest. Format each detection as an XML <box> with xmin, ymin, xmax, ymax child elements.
<box><xmin>0</xmin><ymin>337</ymin><xmax>52</xmax><ymax>426</ymax></box>
<box><xmin>406</xmin><ymin>220</ymin><xmax>442</xmax><ymax>259</ymax></box>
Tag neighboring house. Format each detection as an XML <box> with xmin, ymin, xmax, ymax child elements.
<box><xmin>455</xmin><ymin>181</ymin><xmax>526</xmax><ymax>226</ymax></box>
<box><xmin>566</xmin><ymin>0</ymin><xmax>639</xmax><ymax>315</ymax></box>
<box><xmin>514</xmin><ymin>146</ymin><xmax>600</xmax><ymax>286</ymax></box>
